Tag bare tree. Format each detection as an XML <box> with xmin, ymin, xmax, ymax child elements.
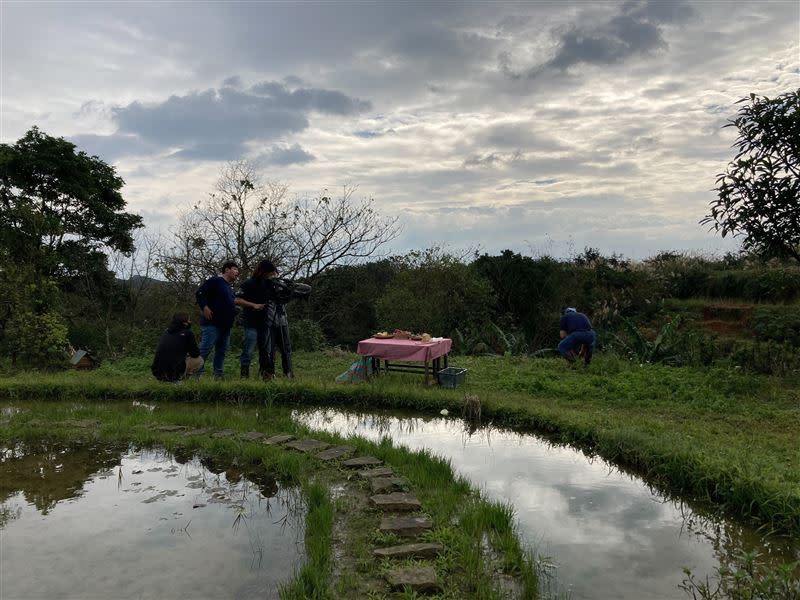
<box><xmin>287</xmin><ymin>183</ymin><xmax>402</xmax><ymax>280</ymax></box>
<box><xmin>158</xmin><ymin>160</ymin><xmax>401</xmax><ymax>286</ymax></box>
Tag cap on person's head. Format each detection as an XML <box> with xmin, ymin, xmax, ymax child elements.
<box><xmin>221</xmin><ymin>260</ymin><xmax>239</xmax><ymax>272</ymax></box>
<box><xmin>564</xmin><ymin>307</ymin><xmax>577</xmax><ymax>314</ymax></box>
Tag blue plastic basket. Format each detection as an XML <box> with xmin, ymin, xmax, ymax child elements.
<box><xmin>437</xmin><ymin>367</ymin><xmax>467</xmax><ymax>389</ymax></box>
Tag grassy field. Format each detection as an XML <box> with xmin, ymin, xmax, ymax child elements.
<box><xmin>2</xmin><ymin>350</ymin><xmax>799</xmax><ymax>540</ymax></box>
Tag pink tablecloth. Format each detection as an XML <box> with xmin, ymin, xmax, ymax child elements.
<box><xmin>357</xmin><ymin>338</ymin><xmax>452</xmax><ymax>362</ymax></box>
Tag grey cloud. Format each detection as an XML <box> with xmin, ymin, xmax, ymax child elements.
<box><xmin>479</xmin><ymin>123</ymin><xmax>567</xmax><ymax>152</ymax></box>
<box><xmin>259</xmin><ymin>143</ymin><xmax>315</xmax><ymax>166</ymax></box>
<box><xmin>80</xmin><ymin>80</ymin><xmax>368</xmax><ymax>161</ymax></box>
<box><xmin>496</xmin><ymin>14</ymin><xmax>533</xmax><ymax>35</ymax></box>
<box><xmin>397</xmin><ymin>29</ymin><xmax>494</xmax><ymax>63</ymax></box>
<box><xmin>113</xmin><ymin>88</ymin><xmax>309</xmax><ymax>146</ymax></box>
<box><xmin>221</xmin><ymin>75</ymin><xmax>242</xmax><ymax>88</ymax></box>
<box><xmin>641</xmin><ymin>81</ymin><xmax>686</xmax><ymax>99</ymax></box>
<box><xmin>623</xmin><ymin>0</ymin><xmax>695</xmax><ymax>24</ymax></box>
<box><xmin>543</xmin><ymin>0</ymin><xmax>695</xmax><ymax>73</ymax></box>
<box><xmin>353</xmin><ymin>130</ymin><xmax>383</xmax><ymax>139</ymax></box>
<box><xmin>249</xmin><ymin>81</ymin><xmax>372</xmax><ymax>115</ymax></box>
<box><xmin>169</xmin><ymin>141</ymin><xmax>247</xmax><ymax>161</ymax></box>
<box><xmin>69</xmin><ymin>133</ymin><xmax>155</xmax><ymax>162</ymax></box>
<box><xmin>463</xmin><ymin>150</ymin><xmax>522</xmax><ymax>168</ymax></box>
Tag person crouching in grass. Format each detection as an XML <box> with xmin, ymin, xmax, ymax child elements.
<box><xmin>558</xmin><ymin>307</ymin><xmax>595</xmax><ymax>366</ymax></box>
<box><xmin>151</xmin><ymin>313</ymin><xmax>203</xmax><ymax>382</ymax></box>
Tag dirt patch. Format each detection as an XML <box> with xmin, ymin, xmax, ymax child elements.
<box><xmin>702</xmin><ymin>305</ymin><xmax>753</xmax><ymax>324</ymax></box>
<box><xmin>701</xmin><ymin>320</ymin><xmax>751</xmax><ymax>336</ymax></box>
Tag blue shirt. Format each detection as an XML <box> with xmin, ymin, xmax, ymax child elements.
<box><xmin>560</xmin><ymin>311</ymin><xmax>592</xmax><ymax>334</ymax></box>
<box><xmin>196</xmin><ymin>276</ymin><xmax>237</xmax><ymax>329</ymax></box>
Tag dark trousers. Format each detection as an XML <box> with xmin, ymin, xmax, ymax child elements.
<box><xmin>269</xmin><ymin>323</ymin><xmax>293</xmax><ymax>375</ymax></box>
<box><xmin>240</xmin><ymin>326</ymin><xmax>274</xmax><ymax>375</ymax></box>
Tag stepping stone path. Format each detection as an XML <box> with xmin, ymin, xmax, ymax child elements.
<box><xmin>342</xmin><ymin>456</ymin><xmax>383</xmax><ymax>468</ymax></box>
<box><xmin>386</xmin><ymin>566</ymin><xmax>441</xmax><ymax>594</ymax></box>
<box><xmin>182</xmin><ymin>428</ymin><xmax>213</xmax><ymax>437</ymax></box>
<box><xmin>316</xmin><ymin>445</ymin><xmax>356</xmax><ymax>461</ymax></box>
<box><xmin>359</xmin><ymin>466</ymin><xmax>394</xmax><ymax>478</ymax></box>
<box><xmin>60</xmin><ymin>419</ymin><xmax>101</xmax><ymax>428</ymax></box>
<box><xmin>170</xmin><ymin>427</ymin><xmax>443</xmax><ymax>594</ymax></box>
<box><xmin>379</xmin><ymin>516</ymin><xmax>433</xmax><ymax>537</ymax></box>
<box><xmin>263</xmin><ymin>434</ymin><xmax>295</xmax><ymax>445</ymax></box>
<box><xmin>284</xmin><ymin>438</ymin><xmax>331</xmax><ymax>453</ymax></box>
<box><xmin>373</xmin><ymin>542</ymin><xmax>442</xmax><ymax>559</ymax></box>
<box><xmin>370</xmin><ymin>492</ymin><xmax>421</xmax><ymax>512</ymax></box>
<box><xmin>369</xmin><ymin>477</ymin><xmax>407</xmax><ymax>494</ymax></box>
<box><xmin>211</xmin><ymin>429</ymin><xmax>236</xmax><ymax>438</ymax></box>
<box><xmin>155</xmin><ymin>425</ymin><xmax>187</xmax><ymax>432</ymax></box>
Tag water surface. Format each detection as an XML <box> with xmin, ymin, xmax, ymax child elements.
<box><xmin>0</xmin><ymin>442</ymin><xmax>304</xmax><ymax>600</ymax></box>
<box><xmin>294</xmin><ymin>407</ymin><xmax>799</xmax><ymax>600</ymax></box>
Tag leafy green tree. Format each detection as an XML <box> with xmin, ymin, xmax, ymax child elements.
<box><xmin>703</xmin><ymin>90</ymin><xmax>800</xmax><ymax>263</ymax></box>
<box><xmin>0</xmin><ymin>265</ymin><xmax>69</xmax><ymax>367</ymax></box>
<box><xmin>0</xmin><ymin>126</ymin><xmax>143</xmax><ymax>280</ymax></box>
<box><xmin>376</xmin><ymin>249</ymin><xmax>494</xmax><ymax>337</ymax></box>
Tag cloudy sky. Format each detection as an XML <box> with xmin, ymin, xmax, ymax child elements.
<box><xmin>2</xmin><ymin>1</ymin><xmax>798</xmax><ymax>259</ymax></box>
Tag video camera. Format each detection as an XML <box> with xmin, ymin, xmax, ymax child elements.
<box><xmin>272</xmin><ymin>278</ymin><xmax>312</xmax><ymax>303</ymax></box>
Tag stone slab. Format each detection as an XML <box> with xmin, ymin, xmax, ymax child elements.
<box><xmin>59</xmin><ymin>419</ymin><xmax>101</xmax><ymax>428</ymax></box>
<box><xmin>371</xmin><ymin>492</ymin><xmax>421</xmax><ymax>512</ymax></box>
<box><xmin>379</xmin><ymin>516</ymin><xmax>433</xmax><ymax>537</ymax></box>
<box><xmin>358</xmin><ymin>466</ymin><xmax>394</xmax><ymax>478</ymax></box>
<box><xmin>211</xmin><ymin>429</ymin><xmax>236</xmax><ymax>438</ymax></box>
<box><xmin>240</xmin><ymin>431</ymin><xmax>265</xmax><ymax>441</ymax></box>
<box><xmin>342</xmin><ymin>456</ymin><xmax>383</xmax><ymax>468</ymax></box>
<box><xmin>386</xmin><ymin>566</ymin><xmax>440</xmax><ymax>594</ymax></box>
<box><xmin>370</xmin><ymin>477</ymin><xmax>408</xmax><ymax>494</ymax></box>
<box><xmin>316</xmin><ymin>445</ymin><xmax>356</xmax><ymax>461</ymax></box>
<box><xmin>284</xmin><ymin>439</ymin><xmax>331</xmax><ymax>453</ymax></box>
<box><xmin>182</xmin><ymin>428</ymin><xmax>213</xmax><ymax>437</ymax></box>
<box><xmin>374</xmin><ymin>542</ymin><xmax>443</xmax><ymax>560</ymax></box>
<box><xmin>263</xmin><ymin>434</ymin><xmax>295</xmax><ymax>445</ymax></box>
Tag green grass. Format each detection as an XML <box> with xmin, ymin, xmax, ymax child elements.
<box><xmin>2</xmin><ymin>349</ymin><xmax>800</xmax><ymax>538</ymax></box>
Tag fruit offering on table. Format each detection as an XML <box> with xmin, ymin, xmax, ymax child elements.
<box><xmin>410</xmin><ymin>332</ymin><xmax>432</xmax><ymax>341</ymax></box>
<box><xmin>393</xmin><ymin>328</ymin><xmax>412</xmax><ymax>339</ymax></box>
<box><xmin>373</xmin><ymin>331</ymin><xmax>393</xmax><ymax>339</ymax></box>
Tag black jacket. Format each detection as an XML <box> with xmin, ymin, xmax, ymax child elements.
<box><xmin>238</xmin><ymin>278</ymin><xmax>312</xmax><ymax>329</ymax></box>
<box><xmin>151</xmin><ymin>324</ymin><xmax>200</xmax><ymax>381</ymax></box>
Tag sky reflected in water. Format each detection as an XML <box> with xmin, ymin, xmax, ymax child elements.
<box><xmin>0</xmin><ymin>443</ymin><xmax>304</xmax><ymax>600</ymax></box>
<box><xmin>293</xmin><ymin>408</ymin><xmax>799</xmax><ymax>600</ymax></box>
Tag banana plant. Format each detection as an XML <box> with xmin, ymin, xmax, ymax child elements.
<box><xmin>611</xmin><ymin>315</ymin><xmax>683</xmax><ymax>364</ymax></box>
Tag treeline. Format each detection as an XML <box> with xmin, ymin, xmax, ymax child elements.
<box><xmin>291</xmin><ymin>248</ymin><xmax>800</xmax><ymax>352</ymax></box>
<box><xmin>5</xmin><ymin>243</ymin><xmax>800</xmax><ymax>374</ymax></box>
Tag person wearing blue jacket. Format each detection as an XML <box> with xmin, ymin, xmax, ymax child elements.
<box><xmin>558</xmin><ymin>307</ymin><xmax>595</xmax><ymax>366</ymax></box>
<box><xmin>195</xmin><ymin>260</ymin><xmax>239</xmax><ymax>379</ymax></box>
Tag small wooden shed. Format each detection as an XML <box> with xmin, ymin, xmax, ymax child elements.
<box><xmin>70</xmin><ymin>350</ymin><xmax>98</xmax><ymax>370</ymax></box>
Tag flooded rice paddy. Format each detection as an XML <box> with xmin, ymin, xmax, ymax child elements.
<box><xmin>0</xmin><ymin>442</ymin><xmax>303</xmax><ymax>600</ymax></box>
<box><xmin>293</xmin><ymin>407</ymin><xmax>799</xmax><ymax>600</ymax></box>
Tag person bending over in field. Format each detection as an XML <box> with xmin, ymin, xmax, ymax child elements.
<box><xmin>558</xmin><ymin>307</ymin><xmax>595</xmax><ymax>366</ymax></box>
<box><xmin>151</xmin><ymin>313</ymin><xmax>203</xmax><ymax>382</ymax></box>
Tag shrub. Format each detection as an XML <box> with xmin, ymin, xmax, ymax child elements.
<box><xmin>5</xmin><ymin>309</ymin><xmax>69</xmax><ymax>368</ymax></box>
<box><xmin>289</xmin><ymin>319</ymin><xmax>326</xmax><ymax>351</ymax></box>
<box><xmin>752</xmin><ymin>306</ymin><xmax>800</xmax><ymax>345</ymax></box>
<box><xmin>376</xmin><ymin>251</ymin><xmax>494</xmax><ymax>337</ymax></box>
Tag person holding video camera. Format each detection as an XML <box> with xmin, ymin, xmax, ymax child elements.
<box><xmin>267</xmin><ymin>269</ymin><xmax>311</xmax><ymax>379</ymax></box>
